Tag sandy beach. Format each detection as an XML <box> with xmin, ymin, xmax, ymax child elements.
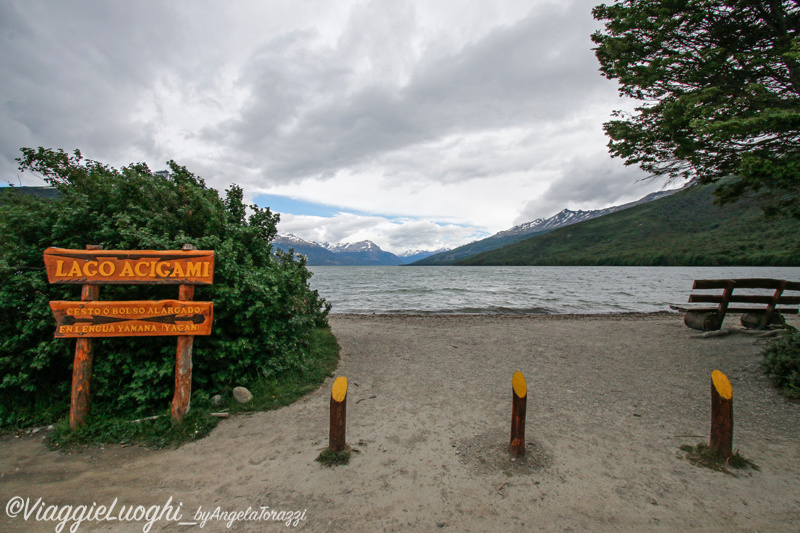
<box><xmin>1</xmin><ymin>313</ymin><xmax>799</xmax><ymax>532</ymax></box>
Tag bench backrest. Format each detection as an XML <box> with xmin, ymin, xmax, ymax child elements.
<box><xmin>692</xmin><ymin>279</ymin><xmax>800</xmax><ymax>291</ymax></box>
<box><xmin>689</xmin><ymin>279</ymin><xmax>800</xmax><ymax>310</ymax></box>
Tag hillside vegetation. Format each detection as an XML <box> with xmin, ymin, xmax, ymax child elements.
<box><xmin>413</xmin><ymin>230</ymin><xmax>547</xmax><ymax>265</ymax></box>
<box><xmin>457</xmin><ymin>182</ymin><xmax>800</xmax><ymax>266</ymax></box>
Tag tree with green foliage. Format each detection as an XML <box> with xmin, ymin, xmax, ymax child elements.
<box><xmin>0</xmin><ymin>148</ymin><xmax>331</xmax><ymax>426</ymax></box>
<box><xmin>592</xmin><ymin>0</ymin><xmax>800</xmax><ymax>218</ymax></box>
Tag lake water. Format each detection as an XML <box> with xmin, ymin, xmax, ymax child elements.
<box><xmin>308</xmin><ymin>266</ymin><xmax>800</xmax><ymax>315</ymax></box>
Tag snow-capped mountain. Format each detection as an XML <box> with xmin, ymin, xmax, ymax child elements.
<box><xmin>322</xmin><ymin>240</ymin><xmax>381</xmax><ymax>254</ymax></box>
<box><xmin>276</xmin><ymin>233</ymin><xmax>311</xmax><ymax>246</ymax></box>
<box><xmin>492</xmin><ymin>190</ymin><xmax>678</xmax><ymax>240</ymax></box>
<box><xmin>398</xmin><ymin>248</ymin><xmax>451</xmax><ymax>263</ymax></box>
<box><xmin>273</xmin><ymin>234</ymin><xmax>342</xmax><ymax>265</ymax></box>
<box><xmin>492</xmin><ymin>209</ymin><xmax>602</xmax><ymax>239</ymax></box>
<box><xmin>273</xmin><ymin>235</ymin><xmax>445</xmax><ymax>265</ymax></box>
<box><xmin>399</xmin><ymin>248</ymin><xmax>450</xmax><ymax>257</ymax></box>
<box><xmin>413</xmin><ymin>188</ymin><xmax>682</xmax><ymax>265</ymax></box>
<box><xmin>275</xmin><ymin>188</ymin><xmax>681</xmax><ymax>266</ymax></box>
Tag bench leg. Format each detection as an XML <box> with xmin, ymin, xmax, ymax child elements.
<box><xmin>685</xmin><ymin>311</ymin><xmax>723</xmax><ymax>331</ymax></box>
<box><xmin>741</xmin><ymin>312</ymin><xmax>785</xmax><ymax>330</ymax></box>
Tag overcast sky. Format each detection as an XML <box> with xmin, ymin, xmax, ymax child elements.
<box><xmin>0</xmin><ymin>0</ymin><xmax>682</xmax><ymax>253</ymax></box>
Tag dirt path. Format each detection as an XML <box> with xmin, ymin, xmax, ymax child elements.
<box><xmin>2</xmin><ymin>314</ymin><xmax>799</xmax><ymax>532</ymax></box>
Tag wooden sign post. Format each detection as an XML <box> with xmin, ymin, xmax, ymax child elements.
<box><xmin>509</xmin><ymin>371</ymin><xmax>527</xmax><ymax>457</ymax></box>
<box><xmin>329</xmin><ymin>377</ymin><xmax>348</xmax><ymax>453</ymax></box>
<box><xmin>710</xmin><ymin>370</ymin><xmax>733</xmax><ymax>459</ymax></box>
<box><xmin>44</xmin><ymin>245</ymin><xmax>214</xmax><ymax>428</ymax></box>
<box><xmin>173</xmin><ymin>245</ymin><xmax>198</xmax><ymax>423</ymax></box>
<box><xmin>70</xmin><ymin>245</ymin><xmax>102</xmax><ymax>429</ymax></box>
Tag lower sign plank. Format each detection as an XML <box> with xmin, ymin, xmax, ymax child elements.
<box><xmin>49</xmin><ymin>300</ymin><xmax>213</xmax><ymax>338</ymax></box>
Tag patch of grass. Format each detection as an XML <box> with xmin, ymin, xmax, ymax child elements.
<box><xmin>316</xmin><ymin>447</ymin><xmax>352</xmax><ymax>467</ymax></box>
<box><xmin>35</xmin><ymin>327</ymin><xmax>340</xmax><ymax>450</ymax></box>
<box><xmin>48</xmin><ymin>408</ymin><xmax>218</xmax><ymax>451</ymax></box>
<box><xmin>679</xmin><ymin>443</ymin><xmax>759</xmax><ymax>475</ymax></box>
<box><xmin>0</xmin><ymin>392</ymin><xmax>70</xmax><ymax>435</ymax></box>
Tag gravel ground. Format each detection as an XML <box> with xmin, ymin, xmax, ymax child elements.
<box><xmin>1</xmin><ymin>313</ymin><xmax>799</xmax><ymax>532</ymax></box>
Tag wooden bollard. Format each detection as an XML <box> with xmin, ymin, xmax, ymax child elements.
<box><xmin>709</xmin><ymin>370</ymin><xmax>733</xmax><ymax>459</ymax></box>
<box><xmin>329</xmin><ymin>377</ymin><xmax>348</xmax><ymax>452</ymax></box>
<box><xmin>69</xmin><ymin>244</ymin><xmax>102</xmax><ymax>429</ymax></box>
<box><xmin>509</xmin><ymin>371</ymin><xmax>527</xmax><ymax>457</ymax></box>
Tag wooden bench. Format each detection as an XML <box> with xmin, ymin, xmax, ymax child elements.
<box><xmin>673</xmin><ymin>278</ymin><xmax>800</xmax><ymax>331</ymax></box>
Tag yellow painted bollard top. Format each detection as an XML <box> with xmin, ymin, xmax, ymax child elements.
<box><xmin>332</xmin><ymin>376</ymin><xmax>348</xmax><ymax>402</ymax></box>
<box><xmin>512</xmin><ymin>371</ymin><xmax>527</xmax><ymax>398</ymax></box>
<box><xmin>711</xmin><ymin>370</ymin><xmax>732</xmax><ymax>400</ymax></box>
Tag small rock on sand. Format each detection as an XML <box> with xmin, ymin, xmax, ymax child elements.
<box><xmin>232</xmin><ymin>387</ymin><xmax>253</xmax><ymax>403</ymax></box>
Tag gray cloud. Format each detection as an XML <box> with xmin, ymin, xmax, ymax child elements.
<box><xmin>0</xmin><ymin>2</ymin><xmax>188</xmax><ymax>178</ymax></box>
<box><xmin>278</xmin><ymin>213</ymin><xmax>389</xmax><ymax>244</ymax></box>
<box><xmin>515</xmin><ymin>155</ymin><xmax>672</xmax><ymax>223</ymax></box>
<box><xmin>278</xmin><ymin>213</ymin><xmax>484</xmax><ymax>253</ymax></box>
<box><xmin>217</xmin><ymin>0</ymin><xmax>608</xmax><ymax>184</ymax></box>
<box><xmin>384</xmin><ymin>220</ymin><xmax>482</xmax><ymax>251</ymax></box>
<box><xmin>0</xmin><ymin>0</ymin><xmax>669</xmax><ymax>249</ymax></box>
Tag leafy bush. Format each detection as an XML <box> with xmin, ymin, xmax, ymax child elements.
<box><xmin>761</xmin><ymin>329</ymin><xmax>800</xmax><ymax>399</ymax></box>
<box><xmin>0</xmin><ymin>147</ymin><xmax>331</xmax><ymax>426</ymax></box>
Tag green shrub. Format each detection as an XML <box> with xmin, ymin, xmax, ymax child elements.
<box><xmin>0</xmin><ymin>147</ymin><xmax>331</xmax><ymax>427</ymax></box>
<box><xmin>761</xmin><ymin>330</ymin><xmax>800</xmax><ymax>399</ymax></box>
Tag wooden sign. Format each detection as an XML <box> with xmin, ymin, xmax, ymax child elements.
<box><xmin>45</xmin><ymin>244</ymin><xmax>215</xmax><ymax>428</ymax></box>
<box><xmin>43</xmin><ymin>247</ymin><xmax>214</xmax><ymax>285</ymax></box>
<box><xmin>49</xmin><ymin>300</ymin><xmax>213</xmax><ymax>338</ymax></box>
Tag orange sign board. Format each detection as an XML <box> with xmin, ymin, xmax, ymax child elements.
<box><xmin>43</xmin><ymin>248</ymin><xmax>214</xmax><ymax>285</ymax></box>
<box><xmin>49</xmin><ymin>300</ymin><xmax>213</xmax><ymax>338</ymax></box>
